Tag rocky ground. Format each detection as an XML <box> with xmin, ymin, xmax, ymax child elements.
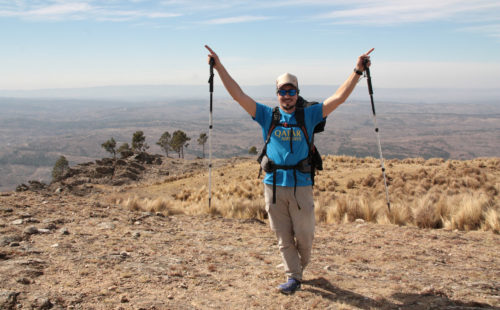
<box><xmin>1</xmin><ymin>188</ymin><xmax>499</xmax><ymax>310</ymax></box>
<box><xmin>1</xmin><ymin>155</ymin><xmax>499</xmax><ymax>310</ymax></box>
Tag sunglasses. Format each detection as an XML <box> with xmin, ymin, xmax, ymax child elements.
<box><xmin>277</xmin><ymin>89</ymin><xmax>298</xmax><ymax>96</ymax></box>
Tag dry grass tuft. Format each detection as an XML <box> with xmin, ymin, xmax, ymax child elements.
<box><xmin>387</xmin><ymin>202</ymin><xmax>413</xmax><ymax>226</ymax></box>
<box><xmin>447</xmin><ymin>193</ymin><xmax>491</xmax><ymax>231</ymax></box>
<box><xmin>119</xmin><ymin>196</ymin><xmax>182</xmax><ymax>215</ymax></box>
<box><xmin>413</xmin><ymin>194</ymin><xmax>442</xmax><ymax>228</ymax></box>
<box><xmin>115</xmin><ymin>155</ymin><xmax>499</xmax><ymax>233</ymax></box>
<box><xmin>121</xmin><ymin>196</ymin><xmax>142</xmax><ymax>212</ymax></box>
<box><xmin>483</xmin><ymin>207</ymin><xmax>500</xmax><ymax>233</ymax></box>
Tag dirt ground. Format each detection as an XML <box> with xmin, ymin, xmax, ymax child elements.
<box><xmin>1</xmin><ymin>188</ymin><xmax>499</xmax><ymax>310</ymax></box>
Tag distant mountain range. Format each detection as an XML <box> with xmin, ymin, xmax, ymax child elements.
<box><xmin>1</xmin><ymin>84</ymin><xmax>499</xmax><ymax>104</ymax></box>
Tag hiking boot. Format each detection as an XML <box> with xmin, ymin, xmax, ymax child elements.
<box><xmin>277</xmin><ymin>278</ymin><xmax>301</xmax><ymax>295</ymax></box>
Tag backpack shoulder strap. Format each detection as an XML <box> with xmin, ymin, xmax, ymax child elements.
<box><xmin>267</xmin><ymin>107</ymin><xmax>281</xmax><ymax>143</ymax></box>
<box><xmin>294</xmin><ymin>107</ymin><xmax>311</xmax><ymax>149</ymax></box>
<box><xmin>257</xmin><ymin>107</ymin><xmax>281</xmax><ymax>164</ymax></box>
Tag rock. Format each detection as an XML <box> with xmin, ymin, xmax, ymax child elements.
<box><xmin>120</xmin><ymin>295</ymin><xmax>129</xmax><ymax>303</ymax></box>
<box><xmin>127</xmin><ymin>166</ymin><xmax>141</xmax><ymax>175</ymax></box>
<box><xmin>18</xmin><ymin>258</ymin><xmax>47</xmax><ymax>267</ymax></box>
<box><xmin>25</xmin><ymin>218</ymin><xmax>40</xmax><ymax>223</ymax></box>
<box><xmin>32</xmin><ymin>296</ymin><xmax>53</xmax><ymax>310</ymax></box>
<box><xmin>16</xmin><ymin>184</ymin><xmax>29</xmax><ymax>192</ymax></box>
<box><xmin>133</xmin><ymin>152</ymin><xmax>157</xmax><ymax>164</ymax></box>
<box><xmin>11</xmin><ymin>219</ymin><xmax>24</xmax><ymax>225</ymax></box>
<box><xmin>115</xmin><ymin>159</ymin><xmax>127</xmax><ymax>166</ymax></box>
<box><xmin>21</xmin><ymin>269</ymin><xmax>44</xmax><ymax>278</ymax></box>
<box><xmin>17</xmin><ymin>277</ymin><xmax>32</xmax><ymax>285</ymax></box>
<box><xmin>28</xmin><ymin>180</ymin><xmax>46</xmax><ymax>190</ymax></box>
<box><xmin>1</xmin><ymin>235</ymin><xmax>22</xmax><ymax>246</ymax></box>
<box><xmin>55</xmin><ymin>187</ymin><xmax>63</xmax><ymax>194</ymax></box>
<box><xmin>44</xmin><ymin>222</ymin><xmax>57</xmax><ymax>230</ymax></box>
<box><xmin>98</xmin><ymin>222</ymin><xmax>116</xmax><ymax>230</ymax></box>
<box><xmin>24</xmin><ymin>226</ymin><xmax>39</xmax><ymax>235</ymax></box>
<box><xmin>129</xmin><ymin>162</ymin><xmax>146</xmax><ymax>171</ymax></box>
<box><xmin>95</xmin><ymin>166</ymin><xmax>114</xmax><ymax>176</ymax></box>
<box><xmin>111</xmin><ymin>179</ymin><xmax>128</xmax><ymax>186</ymax></box>
<box><xmin>115</xmin><ymin>171</ymin><xmax>139</xmax><ymax>181</ymax></box>
<box><xmin>60</xmin><ymin>228</ymin><xmax>70</xmax><ymax>235</ymax></box>
<box><xmin>19</xmin><ymin>212</ymin><xmax>33</xmax><ymax>218</ymax></box>
<box><xmin>0</xmin><ymin>291</ymin><xmax>20</xmax><ymax>310</ymax></box>
<box><xmin>96</xmin><ymin>158</ymin><xmax>114</xmax><ymax>166</ymax></box>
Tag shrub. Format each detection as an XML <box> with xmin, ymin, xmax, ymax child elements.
<box><xmin>52</xmin><ymin>156</ymin><xmax>69</xmax><ymax>182</ymax></box>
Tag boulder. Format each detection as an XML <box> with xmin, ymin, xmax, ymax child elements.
<box><xmin>95</xmin><ymin>166</ymin><xmax>114</xmax><ymax>176</ymax></box>
<box><xmin>0</xmin><ymin>291</ymin><xmax>19</xmax><ymax>310</ymax></box>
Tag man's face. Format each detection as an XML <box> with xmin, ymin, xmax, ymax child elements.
<box><xmin>277</xmin><ymin>84</ymin><xmax>298</xmax><ymax>112</ymax></box>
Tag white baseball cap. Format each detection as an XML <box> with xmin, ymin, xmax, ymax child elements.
<box><xmin>276</xmin><ymin>72</ymin><xmax>299</xmax><ymax>90</ymax></box>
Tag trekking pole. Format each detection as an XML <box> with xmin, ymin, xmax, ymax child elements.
<box><xmin>364</xmin><ymin>58</ymin><xmax>391</xmax><ymax>211</ymax></box>
<box><xmin>208</xmin><ymin>57</ymin><xmax>215</xmax><ymax>209</ymax></box>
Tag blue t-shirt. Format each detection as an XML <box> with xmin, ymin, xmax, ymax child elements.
<box><xmin>253</xmin><ymin>102</ymin><xmax>325</xmax><ymax>187</ymax></box>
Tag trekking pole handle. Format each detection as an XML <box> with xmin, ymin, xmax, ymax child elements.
<box><xmin>363</xmin><ymin>58</ymin><xmax>373</xmax><ymax>96</ymax></box>
<box><xmin>209</xmin><ymin>57</ymin><xmax>215</xmax><ymax>93</ymax></box>
<box><xmin>363</xmin><ymin>58</ymin><xmax>376</xmax><ymax>116</ymax></box>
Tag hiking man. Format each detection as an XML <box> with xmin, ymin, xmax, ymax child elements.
<box><xmin>205</xmin><ymin>45</ymin><xmax>373</xmax><ymax>294</ymax></box>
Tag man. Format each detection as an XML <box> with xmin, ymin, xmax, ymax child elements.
<box><xmin>205</xmin><ymin>45</ymin><xmax>373</xmax><ymax>294</ymax></box>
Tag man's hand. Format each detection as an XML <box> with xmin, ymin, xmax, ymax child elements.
<box><xmin>203</xmin><ymin>45</ymin><xmax>256</xmax><ymax>117</ymax></box>
<box><xmin>356</xmin><ymin>48</ymin><xmax>374</xmax><ymax>72</ymax></box>
<box><xmin>205</xmin><ymin>45</ymin><xmax>220</xmax><ymax>69</ymax></box>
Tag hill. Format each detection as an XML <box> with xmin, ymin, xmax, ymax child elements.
<box><xmin>1</xmin><ymin>95</ymin><xmax>499</xmax><ymax>191</ymax></box>
<box><xmin>1</xmin><ymin>155</ymin><xmax>499</xmax><ymax>309</ymax></box>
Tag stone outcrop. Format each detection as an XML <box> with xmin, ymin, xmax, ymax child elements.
<box><xmin>16</xmin><ymin>152</ymin><xmax>164</xmax><ymax>195</ymax></box>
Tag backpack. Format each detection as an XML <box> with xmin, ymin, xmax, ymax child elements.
<box><xmin>257</xmin><ymin>96</ymin><xmax>325</xmax><ymax>205</ymax></box>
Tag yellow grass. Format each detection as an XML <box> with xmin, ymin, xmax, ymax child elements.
<box><xmin>116</xmin><ymin>156</ymin><xmax>500</xmax><ymax>233</ymax></box>
<box><xmin>118</xmin><ymin>196</ymin><xmax>183</xmax><ymax>215</ymax></box>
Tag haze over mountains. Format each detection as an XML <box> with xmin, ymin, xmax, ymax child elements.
<box><xmin>0</xmin><ymin>84</ymin><xmax>499</xmax><ymax>191</ymax></box>
<box><xmin>1</xmin><ymin>84</ymin><xmax>499</xmax><ymax>103</ymax></box>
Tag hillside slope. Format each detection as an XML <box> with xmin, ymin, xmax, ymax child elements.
<box><xmin>1</xmin><ymin>156</ymin><xmax>499</xmax><ymax>309</ymax></box>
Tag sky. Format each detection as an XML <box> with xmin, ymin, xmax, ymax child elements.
<box><xmin>1</xmin><ymin>0</ymin><xmax>499</xmax><ymax>91</ymax></box>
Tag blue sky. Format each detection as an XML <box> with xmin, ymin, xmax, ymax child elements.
<box><xmin>1</xmin><ymin>0</ymin><xmax>499</xmax><ymax>90</ymax></box>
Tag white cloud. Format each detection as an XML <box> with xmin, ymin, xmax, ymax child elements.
<box><xmin>203</xmin><ymin>15</ymin><xmax>272</xmax><ymax>25</ymax></box>
<box><xmin>315</xmin><ymin>0</ymin><xmax>500</xmax><ymax>25</ymax></box>
<box><xmin>27</xmin><ymin>3</ymin><xmax>92</xmax><ymax>17</ymax></box>
<box><xmin>0</xmin><ymin>1</ymin><xmax>181</xmax><ymax>21</ymax></box>
<box><xmin>461</xmin><ymin>24</ymin><xmax>500</xmax><ymax>39</ymax></box>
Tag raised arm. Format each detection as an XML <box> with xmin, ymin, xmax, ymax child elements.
<box><xmin>322</xmin><ymin>48</ymin><xmax>374</xmax><ymax>118</ymax></box>
<box><xmin>205</xmin><ymin>45</ymin><xmax>257</xmax><ymax>118</ymax></box>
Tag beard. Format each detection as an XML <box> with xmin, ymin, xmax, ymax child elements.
<box><xmin>280</xmin><ymin>97</ymin><xmax>296</xmax><ymax>112</ymax></box>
